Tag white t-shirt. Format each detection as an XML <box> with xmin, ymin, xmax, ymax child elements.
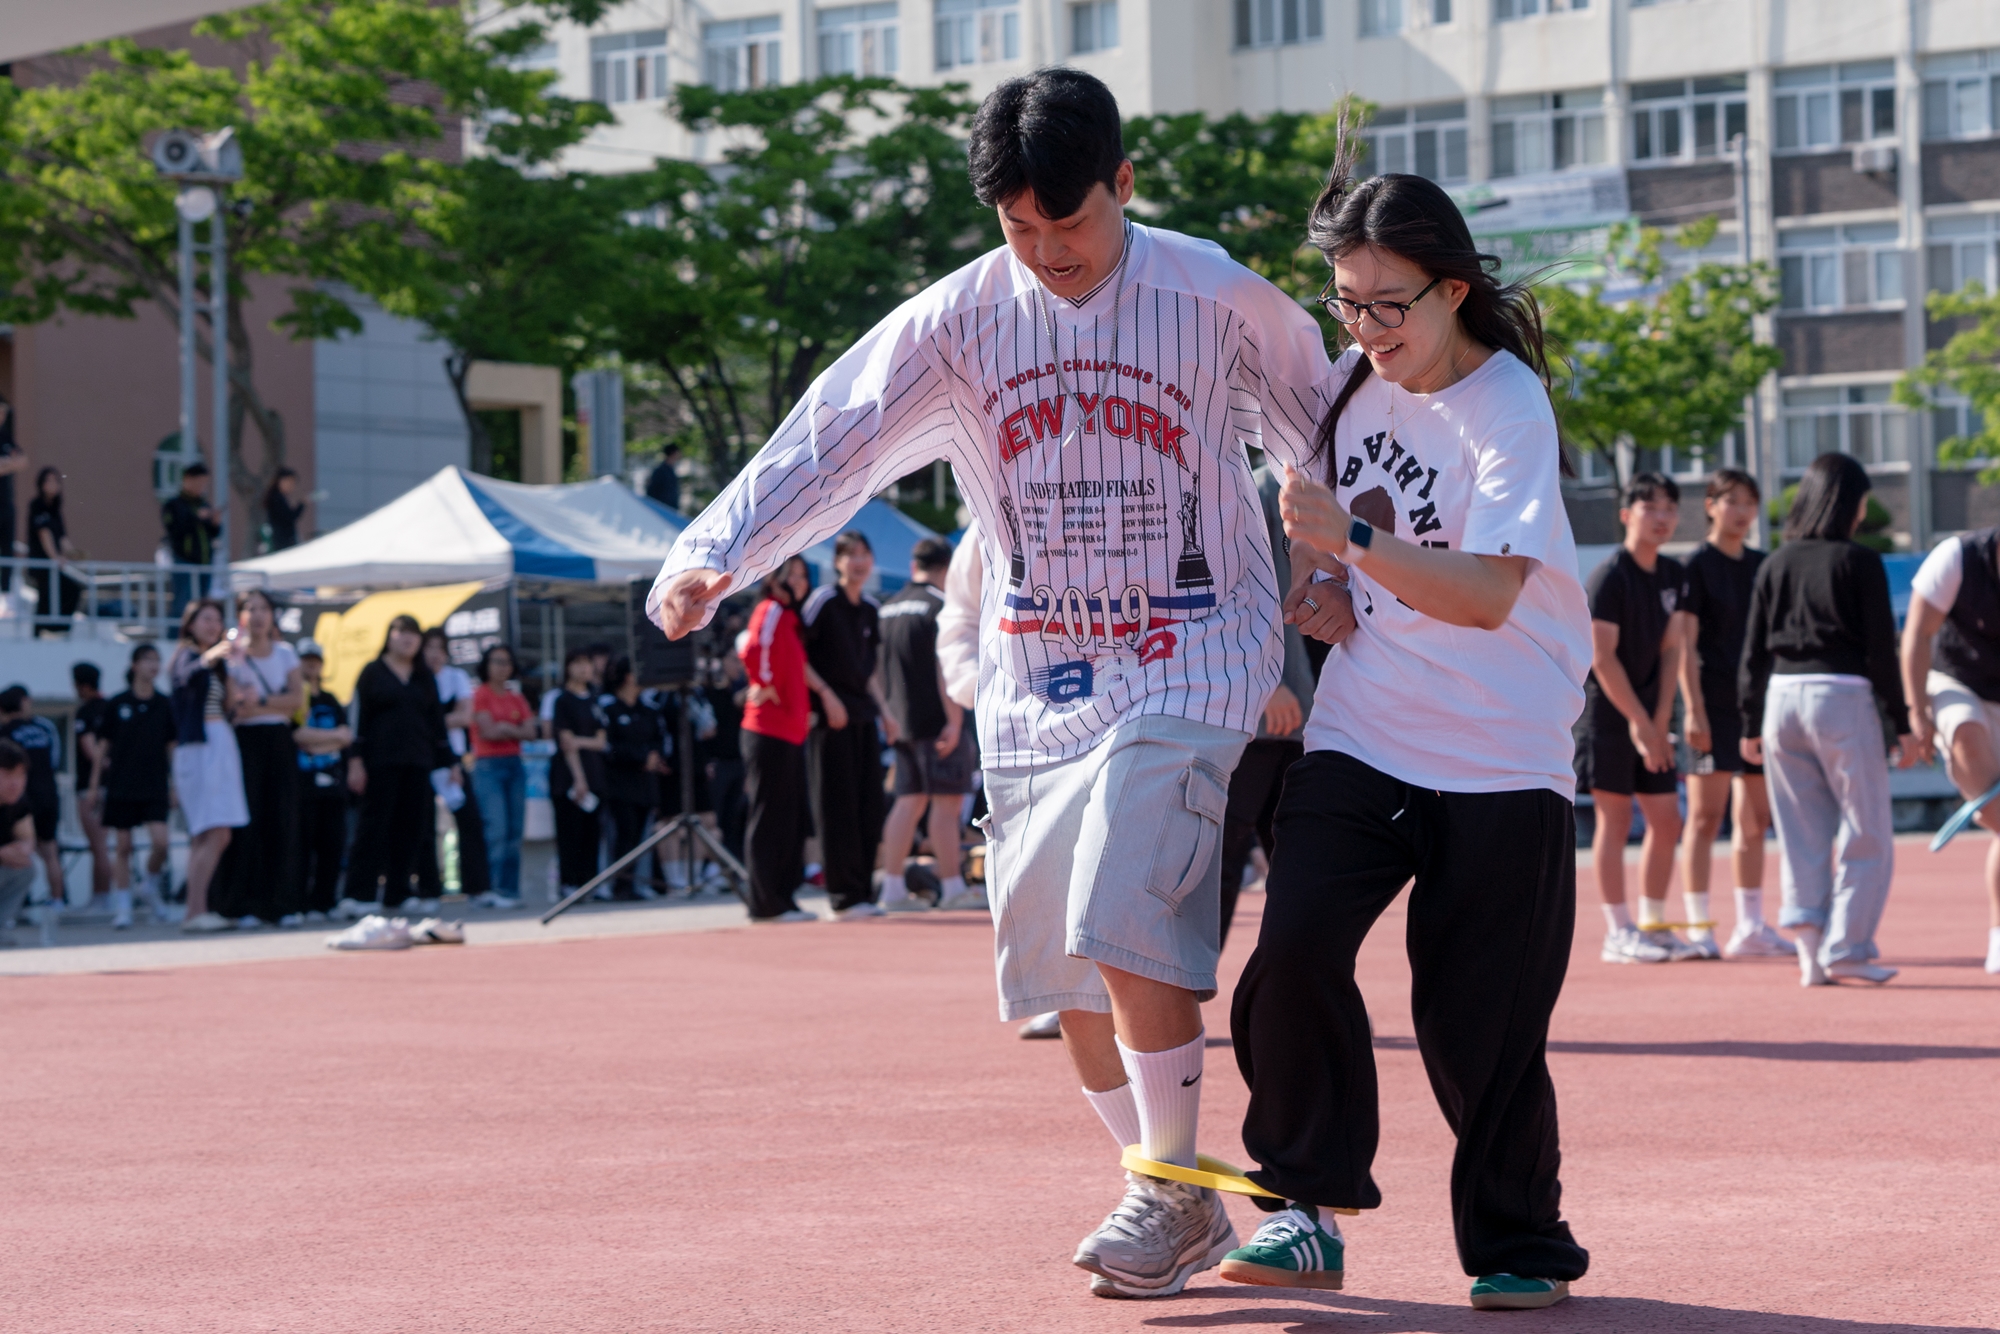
<box><xmin>1912</xmin><ymin>536</ymin><xmax>1966</xmax><ymax>612</ymax></box>
<box><xmin>652</xmin><ymin>225</ymin><xmax>1333</xmax><ymax>767</ymax></box>
<box><xmin>1301</xmin><ymin>349</ymin><xmax>1592</xmax><ymax>799</ymax></box>
<box><xmin>230</xmin><ymin>642</ymin><xmax>301</xmax><ymax>726</ymax></box>
<box><xmin>435</xmin><ymin>663</ymin><xmax>475</xmax><ymax>756</ymax></box>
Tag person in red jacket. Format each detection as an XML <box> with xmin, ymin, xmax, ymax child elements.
<box><xmin>740</xmin><ymin>555</ymin><xmax>847</xmax><ymax>922</ymax></box>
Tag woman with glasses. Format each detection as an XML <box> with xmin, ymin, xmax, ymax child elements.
<box><xmin>1222</xmin><ymin>155</ymin><xmax>1593</xmax><ymax>1310</ymax></box>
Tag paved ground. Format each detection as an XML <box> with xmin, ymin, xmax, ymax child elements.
<box><xmin>4</xmin><ymin>834</ymin><xmax>1996</xmax><ymax>1333</ymax></box>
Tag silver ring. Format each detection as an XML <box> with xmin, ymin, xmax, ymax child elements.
<box><xmin>1301</xmin><ymin>596</ymin><xmax>1320</xmax><ymax>614</ymax></box>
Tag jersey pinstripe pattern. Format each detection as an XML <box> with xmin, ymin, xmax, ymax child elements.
<box><xmin>651</xmin><ymin>225</ymin><xmax>1335</xmax><ymax>767</ymax></box>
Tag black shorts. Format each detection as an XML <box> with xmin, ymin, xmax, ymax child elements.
<box><xmin>1576</xmin><ymin>717</ymin><xmax>1679</xmax><ymax>797</ymax></box>
<box><xmin>104</xmin><ymin>796</ymin><xmax>171</xmax><ymax>829</ymax></box>
<box><xmin>28</xmin><ymin>805</ymin><xmax>58</xmax><ymax>842</ymax></box>
<box><xmin>891</xmin><ymin>727</ymin><xmax>979</xmax><ymax>798</ymax></box>
<box><xmin>1689</xmin><ymin>706</ymin><xmax>1764</xmax><ymax>778</ymax></box>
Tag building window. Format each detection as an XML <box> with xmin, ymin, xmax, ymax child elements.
<box><xmin>1360</xmin><ymin>0</ymin><xmax>1402</xmax><ymax>36</ymax></box>
<box><xmin>1494</xmin><ymin>0</ymin><xmax>1587</xmax><ymax>19</ymax></box>
<box><xmin>1931</xmin><ymin>397</ymin><xmax>1988</xmax><ymax>462</ymax></box>
<box><xmin>1490</xmin><ymin>90</ymin><xmax>1606</xmax><ymax>177</ymax></box>
<box><xmin>1233</xmin><ymin>0</ymin><xmax>1324</xmax><ymax>48</ymax></box>
<box><xmin>705</xmin><ymin>17</ymin><xmax>782</xmax><ymax>91</ymax></box>
<box><xmin>1778</xmin><ymin>224</ymin><xmax>1904</xmax><ymax>312</ymax></box>
<box><xmin>1926</xmin><ymin>213</ymin><xmax>2000</xmax><ymax>294</ymax></box>
<box><xmin>1922</xmin><ymin>49</ymin><xmax>2000</xmax><ymax>142</ymax></box>
<box><xmin>1070</xmin><ymin>1</ymin><xmax>1117</xmax><ymax>53</ymax></box>
<box><xmin>1783</xmin><ymin>385</ymin><xmax>1909</xmax><ymax>470</ymax></box>
<box><xmin>1360</xmin><ymin>102</ymin><xmax>1469</xmax><ymax>183</ymax></box>
<box><xmin>1432</xmin><ymin>0</ymin><xmax>1452</xmax><ymax>20</ymax></box>
<box><xmin>1629</xmin><ymin>75</ymin><xmax>1748</xmax><ymax>164</ymax></box>
<box><xmin>820</xmin><ymin>3</ymin><xmax>899</xmax><ymax>77</ymax></box>
<box><xmin>1774</xmin><ymin>61</ymin><xmax>1896</xmax><ymax>153</ymax></box>
<box><xmin>937</xmin><ymin>0</ymin><xmax>1018</xmax><ymax>69</ymax></box>
<box><xmin>591</xmin><ymin>29</ymin><xmax>668</xmax><ymax>104</ymax></box>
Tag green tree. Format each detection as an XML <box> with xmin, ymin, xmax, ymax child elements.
<box><xmin>0</xmin><ymin>0</ymin><xmax>601</xmax><ymax>522</ymax></box>
<box><xmin>1895</xmin><ymin>285</ymin><xmax>2000</xmax><ymax>482</ymax></box>
<box><xmin>606</xmin><ymin>77</ymin><xmax>1001</xmax><ymax>488</ymax></box>
<box><xmin>1540</xmin><ymin>218</ymin><xmax>1783</xmax><ymax>482</ymax></box>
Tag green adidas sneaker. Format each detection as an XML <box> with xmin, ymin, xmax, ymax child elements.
<box><xmin>1469</xmin><ymin>1274</ymin><xmax>1570</xmax><ymax>1310</ymax></box>
<box><xmin>1217</xmin><ymin>1205</ymin><xmax>1344</xmax><ymax>1290</ymax></box>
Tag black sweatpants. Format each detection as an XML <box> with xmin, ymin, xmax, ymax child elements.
<box><xmin>605</xmin><ymin>796</ymin><xmax>651</xmax><ymax>899</ymax></box>
<box><xmin>211</xmin><ymin>724</ymin><xmax>303</xmax><ymax>922</ymax></box>
<box><xmin>742</xmin><ymin>728</ymin><xmax>807</xmax><ymax>920</ymax></box>
<box><xmin>552</xmin><ymin>789</ymin><xmax>602</xmax><ymax>891</ymax></box>
<box><xmin>807</xmin><ymin>707</ymin><xmax>884</xmax><ymax>912</ymax></box>
<box><xmin>1219</xmin><ymin>737</ymin><xmax>1303</xmax><ymax>950</ymax></box>
<box><xmin>452</xmin><ymin>772</ymin><xmax>490</xmax><ymax>898</ymax></box>
<box><xmin>345</xmin><ymin>764</ymin><xmax>437</xmax><ymax>909</ymax></box>
<box><xmin>300</xmin><ymin>776</ymin><xmax>349</xmax><ymax>914</ymax></box>
<box><xmin>1231</xmin><ymin>751</ymin><xmax>1589</xmax><ymax>1282</ymax></box>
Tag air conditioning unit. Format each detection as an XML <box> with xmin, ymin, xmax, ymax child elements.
<box><xmin>1852</xmin><ymin>144</ymin><xmax>1896</xmax><ymax>174</ymax></box>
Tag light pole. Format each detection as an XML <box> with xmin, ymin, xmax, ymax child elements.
<box><xmin>153</xmin><ymin>128</ymin><xmax>242</xmax><ymax>605</ymax></box>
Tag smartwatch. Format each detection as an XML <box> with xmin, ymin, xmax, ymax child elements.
<box><xmin>1346</xmin><ymin>515</ymin><xmax>1374</xmax><ymax>563</ymax></box>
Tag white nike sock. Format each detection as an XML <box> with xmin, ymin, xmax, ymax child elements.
<box><xmin>879</xmin><ymin>873</ymin><xmax>909</xmax><ymax>905</ymax></box>
<box><xmin>1118</xmin><ymin>1032</ymin><xmax>1203</xmax><ymax>1169</ymax></box>
<box><xmin>1082</xmin><ymin>1082</ymin><xmax>1143</xmax><ymax>1152</ymax></box>
<box><xmin>1636</xmin><ymin>897</ymin><xmax>1667</xmax><ymax>931</ymax></box>
<box><xmin>1736</xmin><ymin>887</ymin><xmax>1765</xmax><ymax>927</ymax></box>
<box><xmin>1603</xmin><ymin>902</ymin><xmax>1633</xmax><ymax>933</ymax></box>
<box><xmin>1683</xmin><ymin>890</ymin><xmax>1712</xmax><ymax>941</ymax></box>
<box><xmin>940</xmin><ymin>876</ymin><xmax>968</xmax><ymax>899</ymax></box>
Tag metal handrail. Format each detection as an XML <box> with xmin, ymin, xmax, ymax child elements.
<box><xmin>0</xmin><ymin>555</ymin><xmax>267</xmax><ymax>641</ymax></box>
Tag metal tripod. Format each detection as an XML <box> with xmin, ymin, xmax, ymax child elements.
<box><xmin>542</xmin><ymin>687</ymin><xmax>747</xmax><ymax>925</ymax></box>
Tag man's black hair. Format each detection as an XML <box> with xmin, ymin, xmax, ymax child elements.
<box><xmin>71</xmin><ymin>662</ymin><xmax>100</xmax><ymax>689</ymax></box>
<box><xmin>0</xmin><ymin>738</ymin><xmax>24</xmax><ymax>771</ymax></box>
<box><xmin>182</xmin><ymin>460</ymin><xmax>209</xmax><ymax>478</ymax></box>
<box><xmin>0</xmin><ymin>686</ymin><xmax>25</xmax><ymax>715</ymax></box>
<box><xmin>968</xmin><ymin>67</ymin><xmax>1125</xmax><ymax>219</ymax></box>
<box><xmin>912</xmin><ymin>537</ymin><xmax>954</xmax><ymax>572</ymax></box>
<box><xmin>1622</xmin><ymin>471</ymin><xmax>1680</xmax><ymax>508</ymax></box>
<box><xmin>834</xmin><ymin>530</ymin><xmax>873</xmax><ymax>560</ymax></box>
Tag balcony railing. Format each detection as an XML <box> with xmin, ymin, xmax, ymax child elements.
<box><xmin>0</xmin><ymin>556</ymin><xmax>267</xmax><ymax>643</ymax></box>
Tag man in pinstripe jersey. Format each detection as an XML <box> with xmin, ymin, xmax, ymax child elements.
<box><xmin>651</xmin><ymin>68</ymin><xmax>1350</xmax><ymax>1299</ymax></box>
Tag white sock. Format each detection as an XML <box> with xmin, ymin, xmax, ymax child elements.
<box><xmin>940</xmin><ymin>876</ymin><xmax>967</xmax><ymax>899</ymax></box>
<box><xmin>1736</xmin><ymin>887</ymin><xmax>1765</xmax><ymax>927</ymax></box>
<box><xmin>879</xmin><ymin>873</ymin><xmax>908</xmax><ymax>905</ymax></box>
<box><xmin>1637</xmin><ymin>897</ymin><xmax>1667</xmax><ymax>931</ymax></box>
<box><xmin>1683</xmin><ymin>890</ymin><xmax>1712</xmax><ymax>941</ymax></box>
<box><xmin>1118</xmin><ymin>1032</ymin><xmax>1203</xmax><ymax>1169</ymax></box>
<box><xmin>1603</xmin><ymin>902</ymin><xmax>1633</xmax><ymax>933</ymax></box>
<box><xmin>1082</xmin><ymin>1082</ymin><xmax>1144</xmax><ymax>1152</ymax></box>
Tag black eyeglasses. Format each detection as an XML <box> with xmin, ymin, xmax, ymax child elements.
<box><xmin>1317</xmin><ymin>276</ymin><xmax>1443</xmax><ymax>328</ymax></box>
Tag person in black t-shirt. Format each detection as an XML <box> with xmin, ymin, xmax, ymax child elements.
<box><xmin>602</xmin><ymin>657</ymin><xmax>667</xmax><ymax>900</ymax></box>
<box><xmin>876</xmin><ymin>537</ymin><xmax>980</xmax><ymax>912</ymax></box>
<box><xmin>0</xmin><ymin>684</ymin><xmax>63</xmax><ymax>904</ymax></box>
<box><xmin>71</xmin><ymin>661</ymin><xmax>114</xmax><ymax>906</ymax></box>
<box><xmin>102</xmin><ymin>644</ymin><xmax>177</xmax><ymax>927</ymax></box>
<box><xmin>801</xmin><ymin>531</ymin><xmax>899</xmax><ymax>916</ymax></box>
<box><xmin>293</xmin><ymin>641</ymin><xmax>353</xmax><ymax>919</ymax></box>
<box><xmin>1677</xmin><ymin>469</ymin><xmax>1786</xmax><ymax>960</ymax></box>
<box><xmin>1580</xmin><ymin>472</ymin><xmax>1693</xmax><ymax>964</ymax></box>
<box><xmin>0</xmin><ymin>739</ymin><xmax>37</xmax><ymax>944</ymax></box>
<box><xmin>344</xmin><ymin>615</ymin><xmax>451</xmax><ymax>912</ymax></box>
<box><xmin>264</xmin><ymin>467</ymin><xmax>307</xmax><ymax>552</ymax></box>
<box><xmin>551</xmin><ymin>648</ymin><xmax>610</xmax><ymax>898</ymax></box>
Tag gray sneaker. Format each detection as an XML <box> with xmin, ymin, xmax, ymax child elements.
<box><xmin>1074</xmin><ymin>1172</ymin><xmax>1237</xmax><ymax>1298</ymax></box>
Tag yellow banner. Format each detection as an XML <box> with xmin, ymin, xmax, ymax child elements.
<box><xmin>309</xmin><ymin>582</ymin><xmax>486</xmax><ymax>703</ymax></box>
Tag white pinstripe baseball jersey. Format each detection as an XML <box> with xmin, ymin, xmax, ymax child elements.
<box><xmin>651</xmin><ymin>224</ymin><xmax>1336</xmax><ymax>767</ymax></box>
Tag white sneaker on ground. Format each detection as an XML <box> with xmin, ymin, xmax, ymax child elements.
<box><xmin>1682</xmin><ymin>931</ymin><xmax>1723</xmax><ymax>960</ymax></box>
<box><xmin>409</xmin><ymin>917</ymin><xmax>466</xmax><ymax>945</ymax></box>
<box><xmin>277</xmin><ymin>913</ymin><xmax>306</xmax><ymax>929</ymax></box>
<box><xmin>334</xmin><ymin>898</ymin><xmax>373</xmax><ymax>921</ymax></box>
<box><xmin>1828</xmin><ymin>961</ymin><xmax>1898</xmax><ymax>985</ymax></box>
<box><xmin>326</xmin><ymin>914</ymin><xmax>413</xmax><ymax>951</ymax></box>
<box><xmin>236</xmin><ymin>916</ymin><xmax>265</xmax><ymax>930</ymax></box>
<box><xmin>755</xmin><ymin>909</ymin><xmax>818</xmax><ymax>924</ymax></box>
<box><xmin>835</xmin><ymin>902</ymin><xmax>886</xmax><ymax>920</ymax></box>
<box><xmin>1074</xmin><ymin>1173</ymin><xmax>1238</xmax><ymax>1298</ymax></box>
<box><xmin>1018</xmin><ymin>1011</ymin><xmax>1062</xmax><ymax>1039</ymax></box>
<box><xmin>664</xmin><ymin>861</ymin><xmax>690</xmax><ymax>891</ymax></box>
<box><xmin>1638</xmin><ymin>927</ymin><xmax>1704</xmax><ymax>961</ymax></box>
<box><xmin>152</xmin><ymin>901</ymin><xmax>186</xmax><ymax>925</ymax></box>
<box><xmin>938</xmin><ymin>887</ymin><xmax>989</xmax><ymax>911</ymax></box>
<box><xmin>1601</xmin><ymin>927</ymin><xmax>1672</xmax><ymax>963</ymax></box>
<box><xmin>1723</xmin><ymin>921</ymin><xmax>1792</xmax><ymax>958</ymax></box>
<box><xmin>180</xmin><ymin>911</ymin><xmax>233</xmax><ymax>933</ymax></box>
<box><xmin>109</xmin><ymin>890</ymin><xmax>133</xmax><ymax>931</ymax></box>
<box><xmin>884</xmin><ymin>895</ymin><xmax>931</xmax><ymax>913</ymax></box>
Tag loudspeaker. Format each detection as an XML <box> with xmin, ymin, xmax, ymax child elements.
<box><xmin>629</xmin><ymin>578</ymin><xmax>698</xmax><ymax>687</ymax></box>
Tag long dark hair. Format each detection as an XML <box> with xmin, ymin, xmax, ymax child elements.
<box><xmin>1783</xmin><ymin>453</ymin><xmax>1872</xmax><ymax>543</ymax></box>
<box><xmin>379</xmin><ymin>613</ymin><xmax>424</xmax><ymax>660</ymax></box>
<box><xmin>178</xmin><ymin>597</ymin><xmax>227</xmax><ymax>649</ymax></box>
<box><xmin>1305</xmin><ymin>145</ymin><xmax>1566</xmax><ymax>480</ymax></box>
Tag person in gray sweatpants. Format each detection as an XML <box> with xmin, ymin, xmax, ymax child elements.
<box><xmin>1740</xmin><ymin>454</ymin><xmax>1917</xmax><ymax>987</ymax></box>
<box><xmin>0</xmin><ymin>739</ymin><xmax>37</xmax><ymax>946</ymax></box>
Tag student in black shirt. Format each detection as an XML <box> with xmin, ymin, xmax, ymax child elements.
<box><xmin>1580</xmin><ymin>472</ymin><xmax>1693</xmax><ymax>964</ymax></box>
<box><xmin>161</xmin><ymin>461</ymin><xmax>220</xmax><ymax>609</ymax></box>
<box><xmin>344</xmin><ymin>615</ymin><xmax>450</xmax><ymax>912</ymax></box>
<box><xmin>0</xmin><ymin>684</ymin><xmax>63</xmax><ymax>904</ymax></box>
<box><xmin>801</xmin><ymin>531</ymin><xmax>898</xmax><ymax>917</ymax></box>
<box><xmin>102</xmin><ymin>644</ymin><xmax>177</xmax><ymax>926</ymax></box>
<box><xmin>601</xmin><ymin>657</ymin><xmax>666</xmax><ymax>900</ymax></box>
<box><xmin>27</xmin><ymin>467</ymin><xmax>82</xmax><ymax>620</ymax></box>
<box><xmin>264</xmin><ymin>467</ymin><xmax>306</xmax><ymax>551</ymax></box>
<box><xmin>0</xmin><ymin>739</ymin><xmax>36</xmax><ymax>945</ymax></box>
<box><xmin>551</xmin><ymin>648</ymin><xmax>610</xmax><ymax>898</ymax></box>
<box><xmin>293</xmin><ymin>641</ymin><xmax>353</xmax><ymax>919</ymax></box>
<box><xmin>1676</xmin><ymin>468</ymin><xmax>1786</xmax><ymax>960</ymax></box>
<box><xmin>71</xmin><ymin>660</ymin><xmax>114</xmax><ymax>907</ymax></box>
<box><xmin>1742</xmin><ymin>452</ymin><xmax>1915</xmax><ymax>986</ymax></box>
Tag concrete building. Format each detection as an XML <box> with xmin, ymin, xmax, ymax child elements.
<box><xmin>527</xmin><ymin>0</ymin><xmax>2000</xmax><ymax>546</ymax></box>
